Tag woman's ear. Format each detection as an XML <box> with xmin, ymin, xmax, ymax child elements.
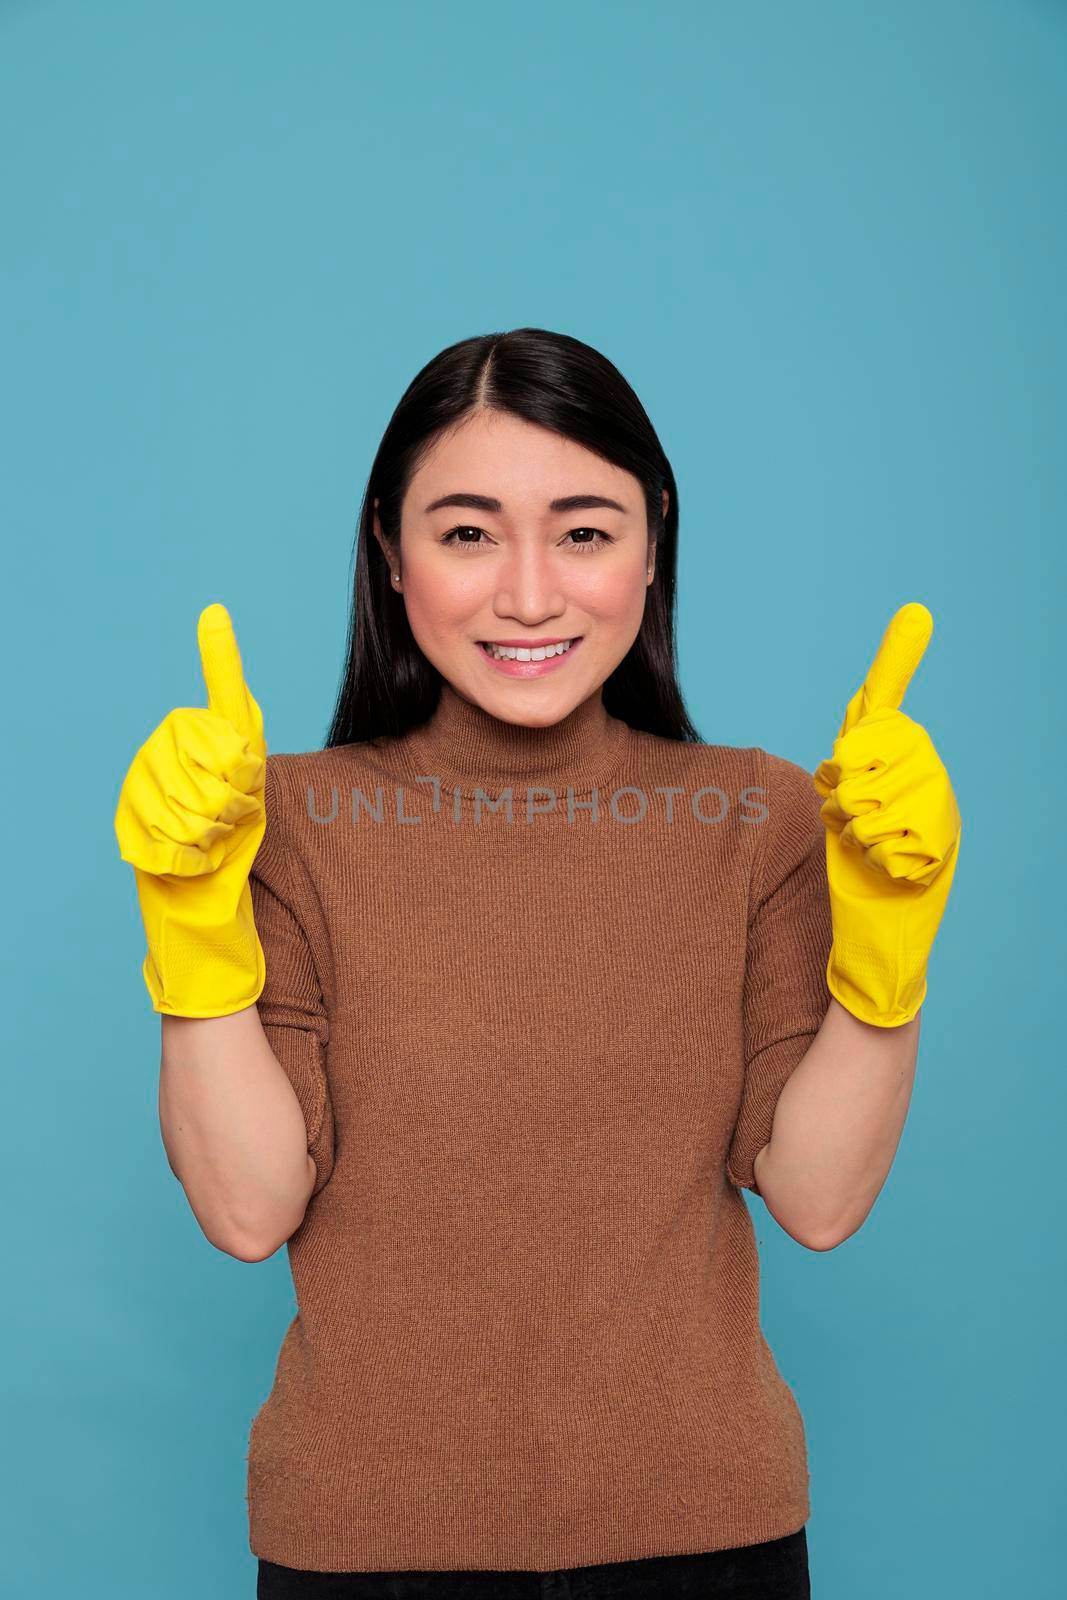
<box><xmin>371</xmin><ymin>502</ymin><xmax>388</xmax><ymax>555</ymax></box>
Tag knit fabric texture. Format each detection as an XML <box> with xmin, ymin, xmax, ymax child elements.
<box><xmin>244</xmin><ymin>679</ymin><xmax>833</xmax><ymax>1574</ymax></box>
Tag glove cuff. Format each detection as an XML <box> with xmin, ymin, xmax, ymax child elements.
<box><xmin>826</xmin><ymin>938</ymin><xmax>928</xmax><ymax>1028</ymax></box>
<box><xmin>141</xmin><ymin>882</ymin><xmax>267</xmax><ymax>1019</ymax></box>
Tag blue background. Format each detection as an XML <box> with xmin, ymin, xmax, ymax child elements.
<box><xmin>2</xmin><ymin>1</ymin><xmax>1063</xmax><ymax>1594</ymax></box>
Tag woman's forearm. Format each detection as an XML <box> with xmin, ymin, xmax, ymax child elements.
<box><xmin>159</xmin><ymin>1007</ymin><xmax>316</xmax><ymax>1260</ymax></box>
<box><xmin>753</xmin><ymin>997</ymin><xmax>921</xmax><ymax>1249</ymax></box>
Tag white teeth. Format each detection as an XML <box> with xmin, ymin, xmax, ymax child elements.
<box><xmin>484</xmin><ymin>638</ymin><xmax>577</xmax><ymax>661</ymax></box>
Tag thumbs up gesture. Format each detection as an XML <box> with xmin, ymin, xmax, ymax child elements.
<box><xmin>114</xmin><ymin>604</ymin><xmax>269</xmax><ymax>1017</ymax></box>
<box><xmin>812</xmin><ymin>602</ymin><xmax>962</xmax><ymax>1028</ymax></box>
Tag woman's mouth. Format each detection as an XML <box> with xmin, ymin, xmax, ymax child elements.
<box><xmin>476</xmin><ymin>636</ymin><xmax>583</xmax><ymax>677</ymax></box>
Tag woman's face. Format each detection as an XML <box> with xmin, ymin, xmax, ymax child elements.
<box><xmin>374</xmin><ymin>408</ymin><xmax>665</xmax><ymax>728</ymax></box>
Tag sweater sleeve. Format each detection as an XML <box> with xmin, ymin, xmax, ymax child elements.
<box><xmin>248</xmin><ymin>756</ymin><xmax>335</xmax><ymax>1198</ymax></box>
<box><xmin>726</xmin><ymin>748</ymin><xmax>833</xmax><ymax>1196</ymax></box>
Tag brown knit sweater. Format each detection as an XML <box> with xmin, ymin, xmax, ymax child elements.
<box><xmin>244</xmin><ymin>679</ymin><xmax>833</xmax><ymax>1574</ymax></box>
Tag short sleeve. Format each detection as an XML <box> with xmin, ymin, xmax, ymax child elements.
<box><xmin>726</xmin><ymin>748</ymin><xmax>833</xmax><ymax>1196</ymax></box>
<box><xmin>249</xmin><ymin>758</ymin><xmax>335</xmax><ymax>1197</ymax></box>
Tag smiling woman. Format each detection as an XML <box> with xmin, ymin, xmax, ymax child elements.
<box><xmin>240</xmin><ymin>331</ymin><xmax>824</xmax><ymax>1597</ymax></box>
<box><xmin>117</xmin><ymin>327</ymin><xmax>822</xmax><ymax>1600</ymax></box>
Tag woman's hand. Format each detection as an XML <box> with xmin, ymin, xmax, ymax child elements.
<box><xmin>813</xmin><ymin>602</ymin><xmax>961</xmax><ymax>1028</ymax></box>
<box><xmin>114</xmin><ymin>603</ymin><xmax>269</xmax><ymax>1018</ymax></box>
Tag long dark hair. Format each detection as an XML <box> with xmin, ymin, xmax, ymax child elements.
<box><xmin>324</xmin><ymin>327</ymin><xmax>701</xmax><ymax>748</ymax></box>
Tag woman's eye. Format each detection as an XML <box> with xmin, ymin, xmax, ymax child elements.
<box><xmin>564</xmin><ymin>528</ymin><xmax>612</xmax><ymax>552</ymax></box>
<box><xmin>440</xmin><ymin>526</ymin><xmax>487</xmax><ymax>548</ymax></box>
<box><xmin>440</xmin><ymin>525</ymin><xmax>613</xmax><ymax>552</ymax></box>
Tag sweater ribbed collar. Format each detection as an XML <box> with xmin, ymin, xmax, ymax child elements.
<box><xmin>383</xmin><ymin>679</ymin><xmax>631</xmax><ymax>797</ymax></box>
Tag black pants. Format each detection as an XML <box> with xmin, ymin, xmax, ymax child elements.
<box><xmin>257</xmin><ymin>1526</ymin><xmax>809</xmax><ymax>1598</ymax></box>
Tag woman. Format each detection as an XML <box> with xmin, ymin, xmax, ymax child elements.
<box><xmin>114</xmin><ymin>328</ymin><xmax>961</xmax><ymax>1598</ymax></box>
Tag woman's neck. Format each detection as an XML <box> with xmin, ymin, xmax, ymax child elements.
<box><xmin>379</xmin><ymin>678</ymin><xmax>631</xmax><ymax>797</ymax></box>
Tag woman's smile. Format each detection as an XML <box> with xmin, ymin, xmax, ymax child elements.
<box><xmin>476</xmin><ymin>634</ymin><xmax>584</xmax><ymax>676</ymax></box>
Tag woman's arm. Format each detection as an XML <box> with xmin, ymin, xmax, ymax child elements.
<box><xmin>159</xmin><ymin>1007</ymin><xmax>316</xmax><ymax>1260</ymax></box>
<box><xmin>752</xmin><ymin>997</ymin><xmax>921</xmax><ymax>1249</ymax></box>
<box><xmin>760</xmin><ymin>604</ymin><xmax>960</xmax><ymax>1249</ymax></box>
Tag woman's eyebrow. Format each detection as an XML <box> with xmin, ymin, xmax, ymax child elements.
<box><xmin>423</xmin><ymin>492</ymin><xmax>630</xmax><ymax>515</ymax></box>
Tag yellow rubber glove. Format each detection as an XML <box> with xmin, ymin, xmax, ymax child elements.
<box><xmin>812</xmin><ymin>602</ymin><xmax>961</xmax><ymax>1028</ymax></box>
<box><xmin>114</xmin><ymin>603</ymin><xmax>268</xmax><ymax>1018</ymax></box>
